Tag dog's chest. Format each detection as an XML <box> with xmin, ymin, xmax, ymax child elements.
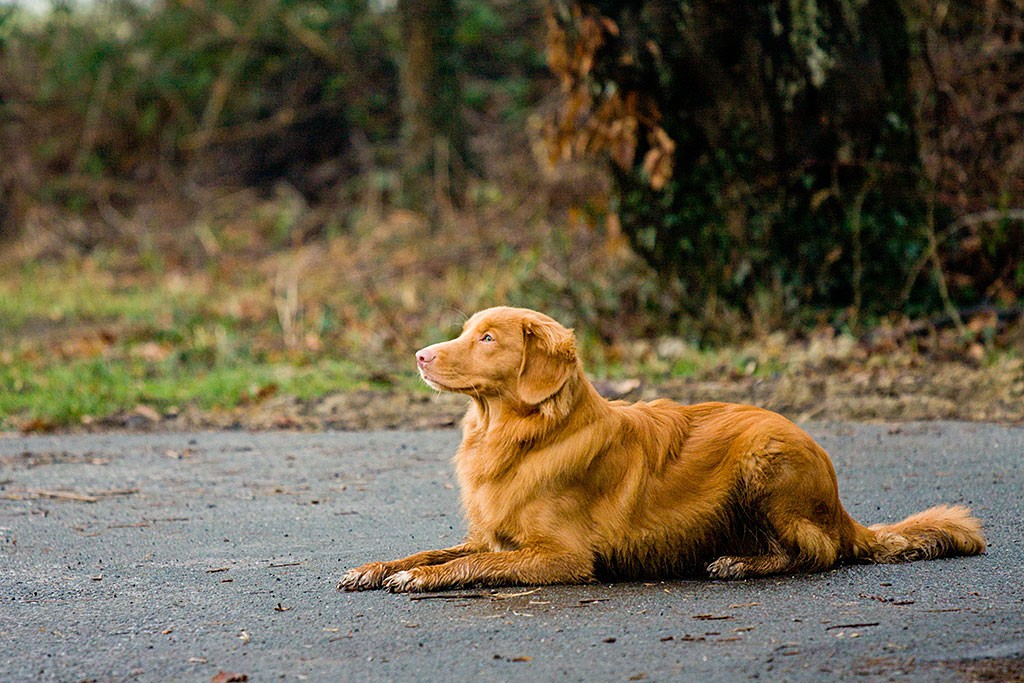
<box><xmin>456</xmin><ymin>446</ymin><xmax>542</xmax><ymax>546</ymax></box>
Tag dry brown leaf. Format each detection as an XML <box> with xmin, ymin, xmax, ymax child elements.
<box><xmin>211</xmin><ymin>672</ymin><xmax>248</xmax><ymax>683</ymax></box>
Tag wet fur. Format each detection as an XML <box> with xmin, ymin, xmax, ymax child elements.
<box><xmin>338</xmin><ymin>307</ymin><xmax>985</xmax><ymax>592</ymax></box>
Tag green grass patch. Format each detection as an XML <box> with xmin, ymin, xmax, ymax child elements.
<box><xmin>0</xmin><ymin>355</ymin><xmax>412</xmax><ymax>429</ymax></box>
<box><xmin>0</xmin><ymin>260</ymin><xmax>204</xmax><ymax>331</ymax></box>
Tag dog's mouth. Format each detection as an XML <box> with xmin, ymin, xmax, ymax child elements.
<box><xmin>419</xmin><ymin>369</ymin><xmax>475</xmax><ymax>394</ymax></box>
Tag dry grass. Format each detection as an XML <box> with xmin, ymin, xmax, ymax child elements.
<box><xmin>2</xmin><ymin>154</ymin><xmax>1022</xmax><ymax>432</ymax></box>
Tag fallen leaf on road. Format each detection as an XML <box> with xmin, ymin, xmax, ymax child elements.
<box><xmin>165</xmin><ymin>449</ymin><xmax>195</xmax><ymax>459</ymax></box>
<box><xmin>211</xmin><ymin>672</ymin><xmax>248</xmax><ymax>683</ymax></box>
<box><xmin>859</xmin><ymin>592</ymin><xmax>914</xmax><ymax>605</ymax></box>
<box><xmin>19</xmin><ymin>418</ymin><xmax>57</xmax><ymax>434</ymax></box>
<box><xmin>510</xmin><ymin>656</ymin><xmax>532</xmax><ymax>662</ymax></box>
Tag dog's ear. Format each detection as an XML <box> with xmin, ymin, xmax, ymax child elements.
<box><xmin>517</xmin><ymin>315</ymin><xmax>577</xmax><ymax>406</ymax></box>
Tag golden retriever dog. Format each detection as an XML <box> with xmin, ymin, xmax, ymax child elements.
<box><xmin>338</xmin><ymin>307</ymin><xmax>985</xmax><ymax>592</ymax></box>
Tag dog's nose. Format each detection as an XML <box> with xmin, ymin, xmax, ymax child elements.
<box><xmin>416</xmin><ymin>347</ymin><xmax>436</xmax><ymax>366</ymax></box>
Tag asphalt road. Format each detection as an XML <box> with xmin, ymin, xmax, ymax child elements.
<box><xmin>1</xmin><ymin>422</ymin><xmax>1022</xmax><ymax>682</ymax></box>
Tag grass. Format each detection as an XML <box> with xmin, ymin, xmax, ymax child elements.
<box><xmin>0</xmin><ymin>226</ymin><xmax>719</xmax><ymax>430</ymax></box>
<box><xmin>0</xmin><ymin>247</ymin><xmax>428</xmax><ymax>429</ymax></box>
<box><xmin>0</xmin><ymin>355</ymin><xmax>404</xmax><ymax>427</ymax></box>
<box><xmin>0</xmin><ymin>259</ymin><xmax>202</xmax><ymax>329</ymax></box>
<box><xmin>3</xmin><ymin>189</ymin><xmax>1017</xmax><ymax>431</ymax></box>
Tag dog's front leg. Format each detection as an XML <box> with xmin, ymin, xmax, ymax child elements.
<box><xmin>338</xmin><ymin>542</ymin><xmax>485</xmax><ymax>591</ymax></box>
<box><xmin>382</xmin><ymin>548</ymin><xmax>593</xmax><ymax>592</ymax></box>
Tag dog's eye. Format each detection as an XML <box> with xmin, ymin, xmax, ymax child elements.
<box><xmin>480</xmin><ymin>333</ymin><xmax>495</xmax><ymax>343</ymax></box>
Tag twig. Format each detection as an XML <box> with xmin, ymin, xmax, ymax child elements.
<box><xmin>179</xmin><ymin>104</ymin><xmax>331</xmax><ymax>151</ymax></box>
<box><xmin>92</xmin><ymin>488</ymin><xmax>139</xmax><ymax>497</ymax></box>
<box><xmin>407</xmin><ymin>593</ymin><xmax>491</xmax><ymax>601</ymax></box>
<box><xmin>11</xmin><ymin>488</ymin><xmax>139</xmax><ymax>503</ymax></box>
<box><xmin>73</xmin><ymin>62</ymin><xmax>113</xmax><ymax>174</ymax></box>
<box><xmin>825</xmin><ymin>622</ymin><xmax>880</xmax><ymax>630</ymax></box>
<box><xmin>901</xmin><ymin>207</ymin><xmax>1024</xmax><ymax>306</ymax></box>
<box><xmin>947</xmin><ymin>208</ymin><xmax>1024</xmax><ymax>233</ymax></box>
<box><xmin>274</xmin><ymin>266</ymin><xmax>301</xmax><ymax>348</ymax></box>
<box><xmin>190</xmin><ymin>0</ymin><xmax>274</xmax><ymax>153</ymax></box>
<box><xmin>847</xmin><ymin>179</ymin><xmax>872</xmax><ymax>333</ymax></box>
<box><xmin>281</xmin><ymin>12</ymin><xmax>344</xmax><ymax>69</ymax></box>
<box><xmin>492</xmin><ymin>588</ymin><xmax>542</xmax><ymax>599</ymax></box>
<box><xmin>26</xmin><ymin>489</ymin><xmax>98</xmax><ymax>502</ymax></box>
<box><xmin>925</xmin><ymin>197</ymin><xmax>967</xmax><ymax>337</ymax></box>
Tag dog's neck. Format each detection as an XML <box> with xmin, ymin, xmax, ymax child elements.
<box><xmin>464</xmin><ymin>362</ymin><xmax>604</xmax><ymax>449</ymax></box>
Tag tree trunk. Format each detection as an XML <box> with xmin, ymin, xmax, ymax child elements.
<box><xmin>548</xmin><ymin>0</ymin><xmax>927</xmax><ymax>330</ymax></box>
<box><xmin>397</xmin><ymin>0</ymin><xmax>471</xmax><ymax>219</ymax></box>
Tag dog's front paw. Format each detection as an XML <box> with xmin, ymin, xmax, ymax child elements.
<box><xmin>707</xmin><ymin>556</ymin><xmax>747</xmax><ymax>580</ymax></box>
<box><xmin>382</xmin><ymin>569</ymin><xmax>428</xmax><ymax>593</ymax></box>
<box><xmin>337</xmin><ymin>561</ymin><xmax>392</xmax><ymax>591</ymax></box>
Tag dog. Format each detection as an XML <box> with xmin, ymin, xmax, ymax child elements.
<box><xmin>338</xmin><ymin>307</ymin><xmax>985</xmax><ymax>592</ymax></box>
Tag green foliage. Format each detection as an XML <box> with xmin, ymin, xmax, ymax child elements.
<box><xmin>1</xmin><ymin>0</ymin><xmax>400</xmax><ymax>207</ymax></box>
<box><xmin>552</xmin><ymin>0</ymin><xmax>933</xmax><ymax>334</ymax></box>
<box><xmin>0</xmin><ymin>0</ymin><xmax>548</xmax><ymax>232</ymax></box>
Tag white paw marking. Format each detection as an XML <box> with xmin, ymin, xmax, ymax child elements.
<box><xmin>383</xmin><ymin>570</ymin><xmax>416</xmax><ymax>593</ymax></box>
<box><xmin>337</xmin><ymin>563</ymin><xmax>388</xmax><ymax>591</ymax></box>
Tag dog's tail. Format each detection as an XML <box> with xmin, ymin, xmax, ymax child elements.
<box><xmin>848</xmin><ymin>504</ymin><xmax>986</xmax><ymax>564</ymax></box>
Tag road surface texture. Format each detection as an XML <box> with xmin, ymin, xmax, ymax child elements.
<box><xmin>2</xmin><ymin>422</ymin><xmax>1022</xmax><ymax>682</ymax></box>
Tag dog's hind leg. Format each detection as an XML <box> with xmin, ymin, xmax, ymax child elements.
<box><xmin>706</xmin><ymin>517</ymin><xmax>839</xmax><ymax>579</ymax></box>
<box><xmin>708</xmin><ymin>426</ymin><xmax>845</xmax><ymax>580</ymax></box>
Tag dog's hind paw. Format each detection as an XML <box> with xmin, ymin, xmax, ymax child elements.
<box><xmin>706</xmin><ymin>556</ymin><xmax>747</xmax><ymax>580</ymax></box>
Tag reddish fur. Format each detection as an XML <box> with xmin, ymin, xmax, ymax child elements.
<box><xmin>338</xmin><ymin>307</ymin><xmax>985</xmax><ymax>592</ymax></box>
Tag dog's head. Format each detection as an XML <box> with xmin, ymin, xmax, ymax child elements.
<box><xmin>416</xmin><ymin>307</ymin><xmax>578</xmax><ymax>406</ymax></box>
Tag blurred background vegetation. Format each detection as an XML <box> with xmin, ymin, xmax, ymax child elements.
<box><xmin>1</xmin><ymin>0</ymin><xmax>1022</xmax><ymax>429</ymax></box>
